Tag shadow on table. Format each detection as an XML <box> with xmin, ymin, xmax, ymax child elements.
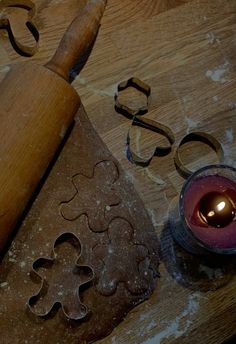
<box><xmin>160</xmin><ymin>222</ymin><xmax>236</xmax><ymax>292</ymax></box>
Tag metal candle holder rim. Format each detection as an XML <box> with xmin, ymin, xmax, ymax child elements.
<box><xmin>179</xmin><ymin>164</ymin><xmax>236</xmax><ymax>255</ymax></box>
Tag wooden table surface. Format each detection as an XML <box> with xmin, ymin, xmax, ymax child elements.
<box><xmin>0</xmin><ymin>0</ymin><xmax>236</xmax><ymax>343</ymax></box>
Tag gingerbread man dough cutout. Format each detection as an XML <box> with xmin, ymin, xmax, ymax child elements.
<box><xmin>93</xmin><ymin>218</ymin><xmax>151</xmax><ymax>296</ymax></box>
<box><xmin>60</xmin><ymin>160</ymin><xmax>120</xmax><ymax>232</ymax></box>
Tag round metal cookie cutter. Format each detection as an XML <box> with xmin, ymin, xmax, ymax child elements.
<box><xmin>174</xmin><ymin>132</ymin><xmax>225</xmax><ymax>179</ymax></box>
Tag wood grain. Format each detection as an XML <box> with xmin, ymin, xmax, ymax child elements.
<box><xmin>0</xmin><ymin>0</ymin><xmax>236</xmax><ymax>343</ymax></box>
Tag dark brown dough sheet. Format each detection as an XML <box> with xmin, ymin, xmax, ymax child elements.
<box><xmin>0</xmin><ymin>106</ymin><xmax>159</xmax><ymax>344</ymax></box>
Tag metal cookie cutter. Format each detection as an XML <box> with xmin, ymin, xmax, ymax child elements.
<box><xmin>28</xmin><ymin>232</ymin><xmax>94</xmax><ymax>321</ymax></box>
<box><xmin>174</xmin><ymin>132</ymin><xmax>224</xmax><ymax>179</ymax></box>
<box><xmin>127</xmin><ymin>116</ymin><xmax>175</xmax><ymax>167</ymax></box>
<box><xmin>0</xmin><ymin>0</ymin><xmax>39</xmax><ymax>57</ymax></box>
<box><xmin>115</xmin><ymin>77</ymin><xmax>151</xmax><ymax>119</ymax></box>
<box><xmin>115</xmin><ymin>77</ymin><xmax>175</xmax><ymax>167</ymax></box>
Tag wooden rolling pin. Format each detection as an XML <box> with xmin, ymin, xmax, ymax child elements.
<box><xmin>0</xmin><ymin>0</ymin><xmax>106</xmax><ymax>255</ymax></box>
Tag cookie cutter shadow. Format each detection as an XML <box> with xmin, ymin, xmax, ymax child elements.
<box><xmin>160</xmin><ymin>221</ymin><xmax>236</xmax><ymax>292</ymax></box>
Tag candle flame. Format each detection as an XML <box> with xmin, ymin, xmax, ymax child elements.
<box><xmin>216</xmin><ymin>201</ymin><xmax>226</xmax><ymax>212</ymax></box>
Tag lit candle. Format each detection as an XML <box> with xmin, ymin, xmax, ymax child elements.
<box><xmin>199</xmin><ymin>191</ymin><xmax>235</xmax><ymax>228</ymax></box>
<box><xmin>178</xmin><ymin>165</ymin><xmax>236</xmax><ymax>254</ymax></box>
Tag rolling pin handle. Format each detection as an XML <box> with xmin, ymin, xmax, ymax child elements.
<box><xmin>45</xmin><ymin>0</ymin><xmax>107</xmax><ymax>82</ymax></box>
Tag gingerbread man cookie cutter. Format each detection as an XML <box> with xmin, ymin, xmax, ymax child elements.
<box><xmin>28</xmin><ymin>232</ymin><xmax>94</xmax><ymax>321</ymax></box>
<box><xmin>0</xmin><ymin>0</ymin><xmax>39</xmax><ymax>57</ymax></box>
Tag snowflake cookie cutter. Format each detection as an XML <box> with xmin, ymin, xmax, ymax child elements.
<box><xmin>27</xmin><ymin>232</ymin><xmax>94</xmax><ymax>321</ymax></box>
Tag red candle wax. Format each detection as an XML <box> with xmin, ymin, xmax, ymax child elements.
<box><xmin>183</xmin><ymin>175</ymin><xmax>236</xmax><ymax>250</ymax></box>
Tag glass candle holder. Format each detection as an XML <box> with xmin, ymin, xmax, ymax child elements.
<box><xmin>173</xmin><ymin>165</ymin><xmax>236</xmax><ymax>255</ymax></box>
